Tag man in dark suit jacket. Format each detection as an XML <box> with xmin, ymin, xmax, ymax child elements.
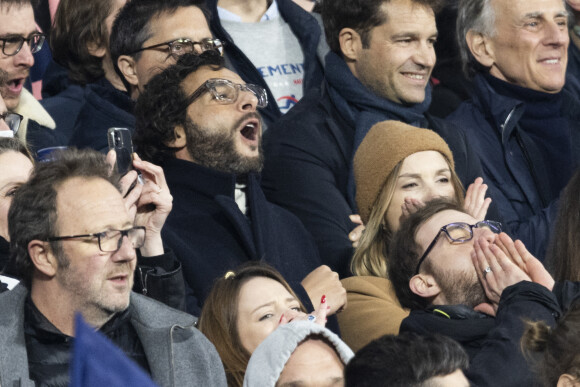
<box><xmin>133</xmin><ymin>51</ymin><xmax>346</xmax><ymax>318</ymax></box>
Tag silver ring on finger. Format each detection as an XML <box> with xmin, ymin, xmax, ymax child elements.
<box><xmin>307</xmin><ymin>315</ymin><xmax>316</xmax><ymax>322</ymax></box>
<box><xmin>483</xmin><ymin>266</ymin><xmax>492</xmax><ymax>277</ymax></box>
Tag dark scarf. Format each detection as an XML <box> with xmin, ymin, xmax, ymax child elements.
<box><xmin>324</xmin><ymin>52</ymin><xmax>432</xmax><ymax>208</ymax></box>
<box><xmin>485</xmin><ymin>74</ymin><xmax>573</xmax><ymax>202</ymax></box>
<box><xmin>400</xmin><ymin>304</ymin><xmax>495</xmax><ymax>360</ymax></box>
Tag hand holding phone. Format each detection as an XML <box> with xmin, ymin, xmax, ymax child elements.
<box><xmin>108</xmin><ymin>127</ymin><xmax>133</xmax><ymax>176</ymax></box>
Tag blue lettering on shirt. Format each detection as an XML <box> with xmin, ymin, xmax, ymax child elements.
<box><xmin>258</xmin><ymin>63</ymin><xmax>304</xmax><ymax>78</ymax></box>
<box><xmin>268</xmin><ymin>65</ymin><xmax>282</xmax><ymax>76</ymax></box>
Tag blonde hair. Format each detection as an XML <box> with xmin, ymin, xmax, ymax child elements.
<box><xmin>351</xmin><ymin>155</ymin><xmax>464</xmax><ymax>278</ymax></box>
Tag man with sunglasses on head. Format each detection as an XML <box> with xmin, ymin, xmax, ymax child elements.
<box><xmin>133</xmin><ymin>51</ymin><xmax>347</xmax><ymax>323</ymax></box>
<box><xmin>0</xmin><ymin>0</ymin><xmax>56</xmax><ymax>153</ymax></box>
<box><xmin>387</xmin><ymin>198</ymin><xmax>573</xmax><ymax>386</ymax></box>
<box><xmin>1</xmin><ymin>148</ymin><xmax>227</xmax><ymax>385</ymax></box>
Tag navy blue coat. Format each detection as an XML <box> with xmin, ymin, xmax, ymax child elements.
<box><xmin>68</xmin><ymin>78</ymin><xmax>135</xmax><ymax>153</ymax></box>
<box><xmin>161</xmin><ymin>158</ymin><xmax>322</xmax><ymax>316</ymax></box>
<box><xmin>205</xmin><ymin>0</ymin><xmax>325</xmax><ymax>128</ymax></box>
<box><xmin>566</xmin><ymin>39</ymin><xmax>580</xmax><ymax>98</ymax></box>
<box><xmin>400</xmin><ymin>281</ymin><xmax>562</xmax><ymax>387</ymax></box>
<box><xmin>262</xmin><ymin>85</ymin><xmax>487</xmax><ymax>278</ymax></box>
<box><xmin>40</xmin><ymin>83</ymin><xmax>85</xmax><ymax>143</ymax></box>
<box><xmin>447</xmin><ymin>74</ymin><xmax>580</xmax><ymax>260</ymax></box>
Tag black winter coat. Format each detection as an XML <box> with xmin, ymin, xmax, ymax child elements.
<box><xmin>161</xmin><ymin>158</ymin><xmax>322</xmax><ymax>316</ymax></box>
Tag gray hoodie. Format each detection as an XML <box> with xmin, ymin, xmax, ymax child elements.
<box><xmin>243</xmin><ymin>321</ymin><xmax>354</xmax><ymax>387</ymax></box>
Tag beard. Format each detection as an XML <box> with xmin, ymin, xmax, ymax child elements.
<box><xmin>54</xmin><ymin>248</ymin><xmax>133</xmax><ymax>319</ymax></box>
<box><xmin>429</xmin><ymin>264</ymin><xmax>489</xmax><ymax>308</ymax></box>
<box><xmin>184</xmin><ymin>113</ymin><xmax>264</xmax><ymax>175</ymax></box>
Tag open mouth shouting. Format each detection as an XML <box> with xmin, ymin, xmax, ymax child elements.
<box><xmin>238</xmin><ymin>114</ymin><xmax>262</xmax><ymax>149</ymax></box>
<box><xmin>6</xmin><ymin>77</ymin><xmax>26</xmax><ymax>96</ymax></box>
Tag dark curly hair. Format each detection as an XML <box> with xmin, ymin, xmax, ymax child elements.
<box><xmin>133</xmin><ymin>50</ymin><xmax>224</xmax><ymax>165</ymax></box>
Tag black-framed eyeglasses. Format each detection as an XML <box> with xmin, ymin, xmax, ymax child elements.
<box><xmin>186</xmin><ymin>78</ymin><xmax>268</xmax><ymax>109</ymax></box>
<box><xmin>47</xmin><ymin>226</ymin><xmax>146</xmax><ymax>253</ymax></box>
<box><xmin>415</xmin><ymin>220</ymin><xmax>502</xmax><ymax>275</ymax></box>
<box><xmin>0</xmin><ymin>112</ymin><xmax>22</xmax><ymax>133</ymax></box>
<box><xmin>129</xmin><ymin>37</ymin><xmax>224</xmax><ymax>57</ymax></box>
<box><xmin>0</xmin><ymin>33</ymin><xmax>45</xmax><ymax>56</ymax></box>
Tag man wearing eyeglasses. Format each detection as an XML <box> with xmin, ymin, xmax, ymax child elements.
<box><xmin>0</xmin><ymin>148</ymin><xmax>227</xmax><ymax>386</ymax></box>
<box><xmin>387</xmin><ymin>199</ymin><xmax>567</xmax><ymax>386</ymax></box>
<box><xmin>111</xmin><ymin>0</ymin><xmax>219</xmax><ymax>101</ymax></box>
<box><xmin>0</xmin><ymin>0</ymin><xmax>56</xmax><ymax>151</ymax></box>
<box><xmin>58</xmin><ymin>0</ymin><xmax>220</xmax><ymax>153</ymax></box>
<box><xmin>133</xmin><ymin>51</ymin><xmax>347</xmax><ymax>324</ymax></box>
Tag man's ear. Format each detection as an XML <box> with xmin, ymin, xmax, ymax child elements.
<box><xmin>409</xmin><ymin>273</ymin><xmax>441</xmax><ymax>299</ymax></box>
<box><xmin>117</xmin><ymin>55</ymin><xmax>139</xmax><ymax>87</ymax></box>
<box><xmin>86</xmin><ymin>40</ymin><xmax>106</xmax><ymax>58</ymax></box>
<box><xmin>169</xmin><ymin>125</ymin><xmax>187</xmax><ymax>148</ymax></box>
<box><xmin>338</xmin><ymin>28</ymin><xmax>363</xmax><ymax>62</ymax></box>
<box><xmin>465</xmin><ymin>30</ymin><xmax>495</xmax><ymax>68</ymax></box>
<box><xmin>169</xmin><ymin>125</ymin><xmax>193</xmax><ymax>161</ymax></box>
<box><xmin>28</xmin><ymin>240</ymin><xmax>58</xmax><ymax>278</ymax></box>
<box><xmin>556</xmin><ymin>374</ymin><xmax>579</xmax><ymax>387</ymax></box>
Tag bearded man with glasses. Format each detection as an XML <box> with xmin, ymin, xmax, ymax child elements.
<box><xmin>1</xmin><ymin>148</ymin><xmax>227</xmax><ymax>386</ymax></box>
<box><xmin>133</xmin><ymin>51</ymin><xmax>347</xmax><ymax>328</ymax></box>
<box><xmin>0</xmin><ymin>0</ymin><xmax>56</xmax><ymax>154</ymax></box>
<box><xmin>386</xmin><ymin>198</ymin><xmax>579</xmax><ymax>387</ymax></box>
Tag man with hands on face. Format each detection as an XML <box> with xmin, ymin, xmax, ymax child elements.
<box><xmin>387</xmin><ymin>199</ymin><xmax>570</xmax><ymax>387</ymax></box>
<box><xmin>0</xmin><ymin>148</ymin><xmax>226</xmax><ymax>386</ymax></box>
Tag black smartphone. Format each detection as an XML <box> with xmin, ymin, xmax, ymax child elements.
<box><xmin>108</xmin><ymin>127</ymin><xmax>133</xmax><ymax>176</ymax></box>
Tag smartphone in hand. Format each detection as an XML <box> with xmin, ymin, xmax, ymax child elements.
<box><xmin>108</xmin><ymin>127</ymin><xmax>133</xmax><ymax>176</ymax></box>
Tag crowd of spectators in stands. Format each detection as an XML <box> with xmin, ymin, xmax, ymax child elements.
<box><xmin>1</xmin><ymin>0</ymin><xmax>580</xmax><ymax>385</ymax></box>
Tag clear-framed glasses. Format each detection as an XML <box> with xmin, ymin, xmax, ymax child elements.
<box><xmin>415</xmin><ymin>220</ymin><xmax>502</xmax><ymax>274</ymax></box>
<box><xmin>129</xmin><ymin>37</ymin><xmax>224</xmax><ymax>57</ymax></box>
<box><xmin>0</xmin><ymin>112</ymin><xmax>22</xmax><ymax>134</ymax></box>
<box><xmin>186</xmin><ymin>78</ymin><xmax>268</xmax><ymax>108</ymax></box>
<box><xmin>0</xmin><ymin>33</ymin><xmax>46</xmax><ymax>56</ymax></box>
<box><xmin>47</xmin><ymin>226</ymin><xmax>146</xmax><ymax>253</ymax></box>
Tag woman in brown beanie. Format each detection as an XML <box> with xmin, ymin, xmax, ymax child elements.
<box><xmin>337</xmin><ymin>120</ymin><xmax>491</xmax><ymax>352</ymax></box>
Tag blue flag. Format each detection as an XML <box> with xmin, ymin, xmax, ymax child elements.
<box><xmin>71</xmin><ymin>313</ymin><xmax>159</xmax><ymax>387</ymax></box>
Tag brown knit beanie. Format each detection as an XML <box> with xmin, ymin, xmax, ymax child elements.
<box><xmin>354</xmin><ymin>120</ymin><xmax>455</xmax><ymax>224</ymax></box>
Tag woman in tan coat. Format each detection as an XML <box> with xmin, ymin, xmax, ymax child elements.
<box><xmin>338</xmin><ymin>120</ymin><xmax>491</xmax><ymax>352</ymax></box>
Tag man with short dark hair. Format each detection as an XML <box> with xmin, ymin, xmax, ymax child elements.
<box><xmin>1</xmin><ymin>148</ymin><xmax>226</xmax><ymax>385</ymax></box>
<box><xmin>260</xmin><ymin>0</ymin><xmax>485</xmax><ymax>277</ymax></box>
<box><xmin>345</xmin><ymin>332</ymin><xmax>470</xmax><ymax>387</ymax></box>
<box><xmin>387</xmin><ymin>199</ymin><xmax>561</xmax><ymax>386</ymax></box>
<box><xmin>134</xmin><ymin>51</ymin><xmax>346</xmax><ymax>319</ymax></box>
<box><xmin>111</xmin><ymin>0</ymin><xmax>219</xmax><ymax>100</ymax></box>
<box><xmin>448</xmin><ymin>0</ymin><xmax>580</xmax><ymax>260</ymax></box>
<box><xmin>0</xmin><ymin>0</ymin><xmax>56</xmax><ymax>153</ymax></box>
